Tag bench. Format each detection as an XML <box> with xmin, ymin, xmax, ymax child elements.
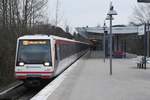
<box><xmin>137</xmin><ymin>57</ymin><xmax>146</xmax><ymax>69</ymax></box>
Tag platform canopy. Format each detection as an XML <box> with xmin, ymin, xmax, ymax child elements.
<box><xmin>76</xmin><ymin>25</ymin><xmax>145</xmax><ymax>39</ymax></box>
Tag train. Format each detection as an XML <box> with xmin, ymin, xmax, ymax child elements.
<box><xmin>14</xmin><ymin>35</ymin><xmax>89</xmax><ymax>87</ymax></box>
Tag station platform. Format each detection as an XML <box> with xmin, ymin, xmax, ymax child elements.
<box><xmin>34</xmin><ymin>51</ymin><xmax>150</xmax><ymax>100</ymax></box>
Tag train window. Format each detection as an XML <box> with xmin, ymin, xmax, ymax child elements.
<box><xmin>55</xmin><ymin>41</ymin><xmax>89</xmax><ymax>61</ymax></box>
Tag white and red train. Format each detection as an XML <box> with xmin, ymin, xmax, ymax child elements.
<box><xmin>15</xmin><ymin>35</ymin><xmax>89</xmax><ymax>87</ymax></box>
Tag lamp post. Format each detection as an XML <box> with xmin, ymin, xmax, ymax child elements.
<box><xmin>55</xmin><ymin>0</ymin><xmax>59</xmax><ymax>26</ymax></box>
<box><xmin>106</xmin><ymin>2</ymin><xmax>117</xmax><ymax>75</ymax></box>
<box><xmin>103</xmin><ymin>21</ymin><xmax>107</xmax><ymax>62</ymax></box>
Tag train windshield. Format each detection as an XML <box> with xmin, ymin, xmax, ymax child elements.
<box><xmin>17</xmin><ymin>40</ymin><xmax>52</xmax><ymax>65</ymax></box>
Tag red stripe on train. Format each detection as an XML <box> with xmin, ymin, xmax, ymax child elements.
<box><xmin>16</xmin><ymin>76</ymin><xmax>52</xmax><ymax>79</ymax></box>
<box><xmin>15</xmin><ymin>72</ymin><xmax>53</xmax><ymax>74</ymax></box>
<box><xmin>16</xmin><ymin>76</ymin><xmax>27</xmax><ymax>79</ymax></box>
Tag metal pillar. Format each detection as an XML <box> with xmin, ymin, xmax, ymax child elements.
<box><xmin>55</xmin><ymin>0</ymin><xmax>59</xmax><ymax>26</ymax></box>
<box><xmin>103</xmin><ymin>31</ymin><xmax>106</xmax><ymax>62</ymax></box>
<box><xmin>103</xmin><ymin>22</ymin><xmax>107</xmax><ymax>63</ymax></box>
<box><xmin>144</xmin><ymin>23</ymin><xmax>147</xmax><ymax>69</ymax></box>
<box><xmin>106</xmin><ymin>1</ymin><xmax>117</xmax><ymax>75</ymax></box>
<box><xmin>147</xmin><ymin>22</ymin><xmax>149</xmax><ymax>57</ymax></box>
<box><xmin>109</xmin><ymin>15</ymin><xmax>113</xmax><ymax>75</ymax></box>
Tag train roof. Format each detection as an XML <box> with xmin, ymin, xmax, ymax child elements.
<box><xmin>51</xmin><ymin>35</ymin><xmax>90</xmax><ymax>44</ymax></box>
<box><xmin>18</xmin><ymin>35</ymin><xmax>50</xmax><ymax>40</ymax></box>
<box><xmin>18</xmin><ymin>35</ymin><xmax>89</xmax><ymax>44</ymax></box>
<box><xmin>18</xmin><ymin>35</ymin><xmax>74</xmax><ymax>41</ymax></box>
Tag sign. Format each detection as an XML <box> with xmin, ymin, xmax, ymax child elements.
<box><xmin>138</xmin><ymin>0</ymin><xmax>150</xmax><ymax>2</ymax></box>
<box><xmin>23</xmin><ymin>40</ymin><xmax>47</xmax><ymax>45</ymax></box>
<box><xmin>138</xmin><ymin>25</ymin><xmax>145</xmax><ymax>35</ymax></box>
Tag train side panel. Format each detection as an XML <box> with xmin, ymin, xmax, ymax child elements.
<box><xmin>53</xmin><ymin>39</ymin><xmax>89</xmax><ymax>76</ymax></box>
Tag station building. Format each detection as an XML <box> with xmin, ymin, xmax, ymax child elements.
<box><xmin>76</xmin><ymin>25</ymin><xmax>146</xmax><ymax>55</ymax></box>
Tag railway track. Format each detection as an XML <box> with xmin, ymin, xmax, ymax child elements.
<box><xmin>0</xmin><ymin>67</ymin><xmax>73</xmax><ymax>99</ymax></box>
<box><xmin>0</xmin><ymin>64</ymin><xmax>73</xmax><ymax>100</ymax></box>
<box><xmin>0</xmin><ymin>82</ymin><xmax>25</xmax><ymax>100</ymax></box>
<box><xmin>0</xmin><ymin>81</ymin><xmax>48</xmax><ymax>100</ymax></box>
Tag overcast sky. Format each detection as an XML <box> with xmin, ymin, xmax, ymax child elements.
<box><xmin>48</xmin><ymin>0</ymin><xmax>138</xmax><ymax>28</ymax></box>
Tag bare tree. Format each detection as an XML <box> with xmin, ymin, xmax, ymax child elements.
<box><xmin>131</xmin><ymin>4</ymin><xmax>150</xmax><ymax>24</ymax></box>
<box><xmin>130</xmin><ymin>4</ymin><xmax>150</xmax><ymax>57</ymax></box>
<box><xmin>0</xmin><ymin>0</ymin><xmax>48</xmax><ymax>87</ymax></box>
<box><xmin>21</xmin><ymin>0</ymin><xmax>48</xmax><ymax>33</ymax></box>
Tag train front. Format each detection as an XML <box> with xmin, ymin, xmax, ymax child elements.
<box><xmin>15</xmin><ymin>38</ymin><xmax>54</xmax><ymax>87</ymax></box>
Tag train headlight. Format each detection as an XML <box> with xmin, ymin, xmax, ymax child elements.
<box><xmin>44</xmin><ymin>62</ymin><xmax>50</xmax><ymax>66</ymax></box>
<box><xmin>19</xmin><ymin>62</ymin><xmax>24</xmax><ymax>66</ymax></box>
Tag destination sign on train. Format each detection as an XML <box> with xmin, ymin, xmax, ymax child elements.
<box><xmin>23</xmin><ymin>40</ymin><xmax>47</xmax><ymax>45</ymax></box>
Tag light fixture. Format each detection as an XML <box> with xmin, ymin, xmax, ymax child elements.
<box><xmin>106</xmin><ymin>15</ymin><xmax>114</xmax><ymax>20</ymax></box>
<box><xmin>19</xmin><ymin>62</ymin><xmax>24</xmax><ymax>66</ymax></box>
<box><xmin>107</xmin><ymin>2</ymin><xmax>118</xmax><ymax>16</ymax></box>
<box><xmin>44</xmin><ymin>62</ymin><xmax>50</xmax><ymax>66</ymax></box>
